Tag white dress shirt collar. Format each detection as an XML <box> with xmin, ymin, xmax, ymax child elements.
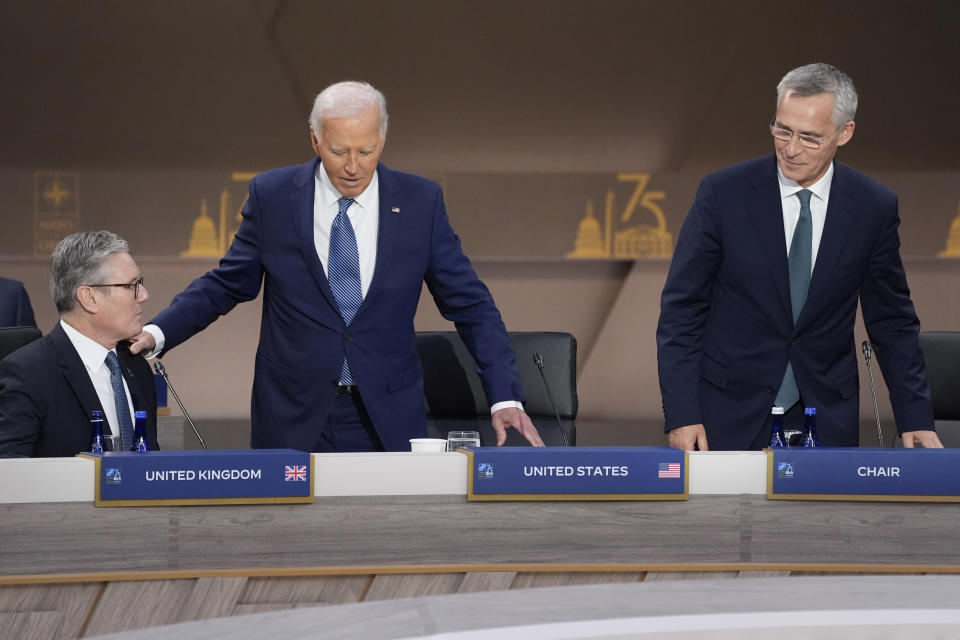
<box><xmin>777</xmin><ymin>160</ymin><xmax>834</xmax><ymax>203</ymax></box>
<box><xmin>60</xmin><ymin>318</ymin><xmax>113</xmax><ymax>371</ymax></box>
<box><xmin>316</xmin><ymin>162</ymin><xmax>379</xmax><ymax>214</ymax></box>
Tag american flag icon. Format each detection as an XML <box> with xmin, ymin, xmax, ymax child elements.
<box><xmin>284</xmin><ymin>465</ymin><xmax>307</xmax><ymax>482</ymax></box>
<box><xmin>658</xmin><ymin>462</ymin><xmax>681</xmax><ymax>479</ymax></box>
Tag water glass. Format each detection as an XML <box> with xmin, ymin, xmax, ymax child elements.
<box><xmin>447</xmin><ymin>430</ymin><xmax>481</xmax><ymax>451</ymax></box>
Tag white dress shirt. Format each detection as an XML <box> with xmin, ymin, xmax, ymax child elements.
<box><xmin>60</xmin><ymin>319</ymin><xmax>133</xmax><ymax>437</ymax></box>
<box><xmin>777</xmin><ymin>162</ymin><xmax>834</xmax><ymax>273</ymax></box>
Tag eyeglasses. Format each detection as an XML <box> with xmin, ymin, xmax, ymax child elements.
<box><xmin>769</xmin><ymin>124</ymin><xmax>826</xmax><ymax>150</ymax></box>
<box><xmin>84</xmin><ymin>276</ymin><xmax>144</xmax><ymax>298</ymax></box>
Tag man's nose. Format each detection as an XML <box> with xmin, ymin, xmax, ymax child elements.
<box><xmin>784</xmin><ymin>135</ymin><xmax>803</xmax><ymax>155</ymax></box>
<box><xmin>344</xmin><ymin>152</ymin><xmax>359</xmax><ymax>174</ymax></box>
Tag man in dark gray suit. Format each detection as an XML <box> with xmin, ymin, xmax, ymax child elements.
<box><xmin>0</xmin><ymin>231</ymin><xmax>158</xmax><ymax>457</ymax></box>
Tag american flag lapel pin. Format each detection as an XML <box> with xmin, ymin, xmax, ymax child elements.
<box><xmin>391</xmin><ymin>206</ymin><xmax>400</xmax><ymax>213</ymax></box>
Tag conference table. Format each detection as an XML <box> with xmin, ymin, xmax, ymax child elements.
<box><xmin>2</xmin><ymin>450</ymin><xmax>959</xmax><ymax>639</ymax></box>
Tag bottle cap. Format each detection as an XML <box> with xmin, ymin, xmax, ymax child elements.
<box><xmin>134</xmin><ymin>410</ymin><xmax>148</xmax><ymax>419</ymax></box>
<box><xmin>91</xmin><ymin>410</ymin><xmax>104</xmax><ymax>419</ymax></box>
<box><xmin>771</xmin><ymin>406</ymin><xmax>785</xmax><ymax>415</ymax></box>
<box><xmin>804</xmin><ymin>407</ymin><xmax>817</xmax><ymax>415</ymax></box>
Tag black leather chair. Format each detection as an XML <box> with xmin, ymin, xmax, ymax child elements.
<box><xmin>918</xmin><ymin>331</ymin><xmax>960</xmax><ymax>447</ymax></box>
<box><xmin>0</xmin><ymin>326</ymin><xmax>42</xmax><ymax>363</ymax></box>
<box><xmin>416</xmin><ymin>331</ymin><xmax>578</xmax><ymax>447</ymax></box>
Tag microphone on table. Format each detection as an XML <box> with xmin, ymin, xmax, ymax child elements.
<box><xmin>533</xmin><ymin>351</ymin><xmax>569</xmax><ymax>447</ymax></box>
<box><xmin>862</xmin><ymin>341</ymin><xmax>885</xmax><ymax>448</ymax></box>
<box><xmin>153</xmin><ymin>361</ymin><xmax>208</xmax><ymax>450</ymax></box>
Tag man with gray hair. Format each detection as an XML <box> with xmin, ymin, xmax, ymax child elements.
<box><xmin>130</xmin><ymin>80</ymin><xmax>544</xmax><ymax>452</ymax></box>
<box><xmin>0</xmin><ymin>231</ymin><xmax>158</xmax><ymax>457</ymax></box>
<box><xmin>657</xmin><ymin>62</ymin><xmax>940</xmax><ymax>450</ymax></box>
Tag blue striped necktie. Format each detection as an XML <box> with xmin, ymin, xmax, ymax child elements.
<box><xmin>328</xmin><ymin>197</ymin><xmax>363</xmax><ymax>385</ymax></box>
<box><xmin>774</xmin><ymin>189</ymin><xmax>813</xmax><ymax>411</ymax></box>
<box><xmin>105</xmin><ymin>351</ymin><xmax>134</xmax><ymax>450</ymax></box>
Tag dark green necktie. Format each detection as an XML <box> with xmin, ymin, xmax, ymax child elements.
<box><xmin>774</xmin><ymin>189</ymin><xmax>813</xmax><ymax>410</ymax></box>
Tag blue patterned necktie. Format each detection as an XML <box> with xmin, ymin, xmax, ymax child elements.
<box><xmin>774</xmin><ymin>189</ymin><xmax>813</xmax><ymax>411</ymax></box>
<box><xmin>328</xmin><ymin>197</ymin><xmax>363</xmax><ymax>385</ymax></box>
<box><xmin>105</xmin><ymin>351</ymin><xmax>134</xmax><ymax>450</ymax></box>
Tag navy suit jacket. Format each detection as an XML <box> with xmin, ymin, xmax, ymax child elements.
<box><xmin>152</xmin><ymin>160</ymin><xmax>521</xmax><ymax>452</ymax></box>
<box><xmin>0</xmin><ymin>323</ymin><xmax>159</xmax><ymax>457</ymax></box>
<box><xmin>0</xmin><ymin>277</ymin><xmax>37</xmax><ymax>328</ymax></box>
<box><xmin>657</xmin><ymin>155</ymin><xmax>933</xmax><ymax>449</ymax></box>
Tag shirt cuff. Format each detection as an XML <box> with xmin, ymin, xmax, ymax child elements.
<box><xmin>142</xmin><ymin>324</ymin><xmax>166</xmax><ymax>359</ymax></box>
<box><xmin>490</xmin><ymin>400</ymin><xmax>524</xmax><ymax>414</ymax></box>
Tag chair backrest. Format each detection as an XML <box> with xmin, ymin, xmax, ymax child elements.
<box><xmin>416</xmin><ymin>331</ymin><xmax>578</xmax><ymax>446</ymax></box>
<box><xmin>919</xmin><ymin>331</ymin><xmax>960</xmax><ymax>421</ymax></box>
<box><xmin>0</xmin><ymin>326</ymin><xmax>42</xmax><ymax>363</ymax></box>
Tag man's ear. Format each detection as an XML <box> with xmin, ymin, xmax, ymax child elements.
<box><xmin>837</xmin><ymin>120</ymin><xmax>855</xmax><ymax>147</ymax></box>
<box><xmin>75</xmin><ymin>286</ymin><xmax>99</xmax><ymax>314</ymax></box>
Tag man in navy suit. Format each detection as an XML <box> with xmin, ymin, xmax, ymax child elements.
<box><xmin>0</xmin><ymin>277</ymin><xmax>37</xmax><ymax>328</ymax></box>
<box><xmin>130</xmin><ymin>81</ymin><xmax>543</xmax><ymax>452</ymax></box>
<box><xmin>657</xmin><ymin>63</ymin><xmax>940</xmax><ymax>451</ymax></box>
<box><xmin>0</xmin><ymin>231</ymin><xmax>158</xmax><ymax>457</ymax></box>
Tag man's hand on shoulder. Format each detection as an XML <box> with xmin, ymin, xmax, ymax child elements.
<box><xmin>491</xmin><ymin>407</ymin><xmax>545</xmax><ymax>447</ymax></box>
<box><xmin>128</xmin><ymin>331</ymin><xmax>157</xmax><ymax>356</ymax></box>
<box><xmin>668</xmin><ymin>423</ymin><xmax>709</xmax><ymax>451</ymax></box>
<box><xmin>901</xmin><ymin>429</ymin><xmax>943</xmax><ymax>448</ymax></box>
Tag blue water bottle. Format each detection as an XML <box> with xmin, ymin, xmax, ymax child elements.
<box><xmin>89</xmin><ymin>410</ymin><xmax>105</xmax><ymax>454</ymax></box>
<box><xmin>132</xmin><ymin>410</ymin><xmax>150</xmax><ymax>452</ymax></box>
<box><xmin>768</xmin><ymin>406</ymin><xmax>786</xmax><ymax>448</ymax></box>
<box><xmin>800</xmin><ymin>407</ymin><xmax>819</xmax><ymax>447</ymax></box>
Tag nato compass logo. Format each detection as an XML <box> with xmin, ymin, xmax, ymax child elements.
<box><xmin>478</xmin><ymin>463</ymin><xmax>494</xmax><ymax>479</ymax></box>
<box><xmin>777</xmin><ymin>462</ymin><xmax>794</xmax><ymax>479</ymax></box>
<box><xmin>105</xmin><ymin>468</ymin><xmax>122</xmax><ymax>484</ymax></box>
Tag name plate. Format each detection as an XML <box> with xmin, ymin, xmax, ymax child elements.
<box><xmin>767</xmin><ymin>448</ymin><xmax>960</xmax><ymax>501</ymax></box>
<box><xmin>81</xmin><ymin>449</ymin><xmax>313</xmax><ymax>506</ymax></box>
<box><xmin>465</xmin><ymin>447</ymin><xmax>688</xmax><ymax>501</ymax></box>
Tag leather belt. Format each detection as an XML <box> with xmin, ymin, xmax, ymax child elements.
<box><xmin>334</xmin><ymin>384</ymin><xmax>358</xmax><ymax>395</ymax></box>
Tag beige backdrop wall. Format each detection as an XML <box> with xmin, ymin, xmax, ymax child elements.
<box><xmin>1</xmin><ymin>1</ymin><xmax>958</xmax><ymax>437</ymax></box>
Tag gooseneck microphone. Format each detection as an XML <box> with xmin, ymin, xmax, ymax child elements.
<box><xmin>862</xmin><ymin>341</ymin><xmax>885</xmax><ymax>448</ymax></box>
<box><xmin>153</xmin><ymin>361</ymin><xmax>208</xmax><ymax>450</ymax></box>
<box><xmin>533</xmin><ymin>351</ymin><xmax>569</xmax><ymax>446</ymax></box>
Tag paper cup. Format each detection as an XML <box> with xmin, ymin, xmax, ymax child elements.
<box><xmin>409</xmin><ymin>438</ymin><xmax>447</xmax><ymax>452</ymax></box>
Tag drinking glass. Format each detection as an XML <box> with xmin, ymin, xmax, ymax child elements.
<box><xmin>446</xmin><ymin>430</ymin><xmax>481</xmax><ymax>451</ymax></box>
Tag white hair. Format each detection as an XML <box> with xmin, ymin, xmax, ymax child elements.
<box><xmin>777</xmin><ymin>62</ymin><xmax>858</xmax><ymax>128</ymax></box>
<box><xmin>308</xmin><ymin>81</ymin><xmax>388</xmax><ymax>139</ymax></box>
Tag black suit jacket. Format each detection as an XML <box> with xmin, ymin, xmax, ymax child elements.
<box><xmin>657</xmin><ymin>155</ymin><xmax>933</xmax><ymax>449</ymax></box>
<box><xmin>0</xmin><ymin>323</ymin><xmax>159</xmax><ymax>457</ymax></box>
<box><xmin>0</xmin><ymin>277</ymin><xmax>37</xmax><ymax>328</ymax></box>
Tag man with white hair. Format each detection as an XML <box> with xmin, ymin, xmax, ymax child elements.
<box><xmin>657</xmin><ymin>63</ymin><xmax>940</xmax><ymax>451</ymax></box>
<box><xmin>132</xmin><ymin>81</ymin><xmax>543</xmax><ymax>452</ymax></box>
<box><xmin>0</xmin><ymin>231</ymin><xmax>158</xmax><ymax>457</ymax></box>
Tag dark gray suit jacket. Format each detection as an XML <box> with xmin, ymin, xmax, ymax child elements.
<box><xmin>0</xmin><ymin>323</ymin><xmax>158</xmax><ymax>457</ymax></box>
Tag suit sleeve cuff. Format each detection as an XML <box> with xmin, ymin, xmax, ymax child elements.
<box><xmin>490</xmin><ymin>400</ymin><xmax>524</xmax><ymax>414</ymax></box>
<box><xmin>143</xmin><ymin>324</ymin><xmax>166</xmax><ymax>359</ymax></box>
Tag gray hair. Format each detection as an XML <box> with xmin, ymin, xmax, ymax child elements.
<box><xmin>308</xmin><ymin>81</ymin><xmax>388</xmax><ymax>139</ymax></box>
<box><xmin>777</xmin><ymin>63</ymin><xmax>858</xmax><ymax>128</ymax></box>
<box><xmin>50</xmin><ymin>231</ymin><xmax>129</xmax><ymax>313</ymax></box>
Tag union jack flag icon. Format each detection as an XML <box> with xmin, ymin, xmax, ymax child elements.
<box><xmin>284</xmin><ymin>465</ymin><xmax>307</xmax><ymax>482</ymax></box>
